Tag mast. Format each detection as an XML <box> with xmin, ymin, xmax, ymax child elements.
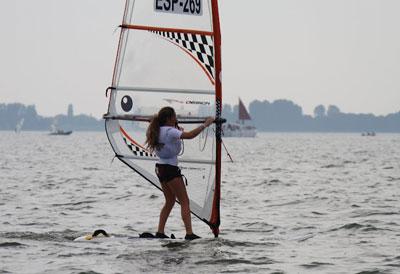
<box><xmin>211</xmin><ymin>0</ymin><xmax>222</xmax><ymax>238</ymax></box>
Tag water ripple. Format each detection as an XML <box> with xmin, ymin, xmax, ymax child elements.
<box><xmin>0</xmin><ymin>242</ymin><xmax>26</xmax><ymax>248</ymax></box>
<box><xmin>1</xmin><ymin>132</ymin><xmax>400</xmax><ymax>273</ymax></box>
<box><xmin>300</xmin><ymin>261</ymin><xmax>334</xmax><ymax>269</ymax></box>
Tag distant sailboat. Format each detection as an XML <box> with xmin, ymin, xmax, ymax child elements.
<box><xmin>223</xmin><ymin>98</ymin><xmax>257</xmax><ymax>137</ymax></box>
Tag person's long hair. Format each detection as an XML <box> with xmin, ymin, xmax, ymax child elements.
<box><xmin>145</xmin><ymin>106</ymin><xmax>176</xmax><ymax>152</ymax></box>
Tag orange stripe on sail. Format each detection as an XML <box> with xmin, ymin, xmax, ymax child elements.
<box><xmin>121</xmin><ymin>24</ymin><xmax>214</xmax><ymax>37</ymax></box>
<box><xmin>119</xmin><ymin>126</ymin><xmax>149</xmax><ymax>152</ymax></box>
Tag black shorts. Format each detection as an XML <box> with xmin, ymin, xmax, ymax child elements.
<box><xmin>155</xmin><ymin>164</ymin><xmax>183</xmax><ymax>183</ymax></box>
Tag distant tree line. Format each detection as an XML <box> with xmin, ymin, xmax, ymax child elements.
<box><xmin>0</xmin><ymin>103</ymin><xmax>103</xmax><ymax>131</ymax></box>
<box><xmin>223</xmin><ymin>99</ymin><xmax>400</xmax><ymax>132</ymax></box>
<box><xmin>1</xmin><ymin>101</ymin><xmax>399</xmax><ymax>132</ymax></box>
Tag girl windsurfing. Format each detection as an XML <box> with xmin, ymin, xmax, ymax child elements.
<box><xmin>145</xmin><ymin>106</ymin><xmax>214</xmax><ymax>240</ymax></box>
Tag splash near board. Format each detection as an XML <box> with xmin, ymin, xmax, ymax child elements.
<box><xmin>104</xmin><ymin>0</ymin><xmax>223</xmax><ymax>237</ymax></box>
<box><xmin>74</xmin><ymin>229</ymin><xmax>111</xmax><ymax>241</ymax></box>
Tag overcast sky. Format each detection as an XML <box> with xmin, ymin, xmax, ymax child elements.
<box><xmin>1</xmin><ymin>0</ymin><xmax>400</xmax><ymax>118</ymax></box>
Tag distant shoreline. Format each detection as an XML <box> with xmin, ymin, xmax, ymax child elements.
<box><xmin>1</xmin><ymin>101</ymin><xmax>399</xmax><ymax>133</ymax></box>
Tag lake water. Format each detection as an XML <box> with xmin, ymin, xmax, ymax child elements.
<box><xmin>0</xmin><ymin>132</ymin><xmax>399</xmax><ymax>274</ymax></box>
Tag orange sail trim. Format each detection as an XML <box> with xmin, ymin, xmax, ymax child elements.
<box><xmin>158</xmin><ymin>36</ymin><xmax>215</xmax><ymax>86</ymax></box>
<box><xmin>119</xmin><ymin>126</ymin><xmax>149</xmax><ymax>152</ymax></box>
<box><xmin>121</xmin><ymin>24</ymin><xmax>214</xmax><ymax>37</ymax></box>
<box><xmin>108</xmin><ymin>0</ymin><xmax>129</xmax><ymax>113</ymax></box>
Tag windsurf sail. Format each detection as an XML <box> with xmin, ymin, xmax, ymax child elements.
<box><xmin>15</xmin><ymin>118</ymin><xmax>24</xmax><ymax>133</ymax></box>
<box><xmin>104</xmin><ymin>0</ymin><xmax>223</xmax><ymax>237</ymax></box>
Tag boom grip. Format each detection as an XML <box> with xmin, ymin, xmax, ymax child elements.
<box><xmin>214</xmin><ymin>118</ymin><xmax>227</xmax><ymax>124</ymax></box>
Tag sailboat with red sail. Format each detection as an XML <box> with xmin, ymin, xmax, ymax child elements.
<box><xmin>222</xmin><ymin>98</ymin><xmax>257</xmax><ymax>137</ymax></box>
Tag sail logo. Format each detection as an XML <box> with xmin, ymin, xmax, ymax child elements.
<box><xmin>186</xmin><ymin>100</ymin><xmax>210</xmax><ymax>105</ymax></box>
<box><xmin>155</xmin><ymin>0</ymin><xmax>203</xmax><ymax>16</ymax></box>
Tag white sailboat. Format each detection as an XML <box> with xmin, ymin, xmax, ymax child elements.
<box><xmin>223</xmin><ymin>98</ymin><xmax>257</xmax><ymax>137</ymax></box>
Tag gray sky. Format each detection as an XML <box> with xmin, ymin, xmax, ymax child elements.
<box><xmin>1</xmin><ymin>0</ymin><xmax>400</xmax><ymax>118</ymax></box>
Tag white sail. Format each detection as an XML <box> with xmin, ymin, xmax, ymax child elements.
<box><xmin>15</xmin><ymin>118</ymin><xmax>24</xmax><ymax>133</ymax></box>
<box><xmin>105</xmin><ymin>0</ymin><xmax>223</xmax><ymax>237</ymax></box>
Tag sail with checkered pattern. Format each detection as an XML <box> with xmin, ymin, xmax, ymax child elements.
<box><xmin>105</xmin><ymin>0</ymin><xmax>223</xmax><ymax>237</ymax></box>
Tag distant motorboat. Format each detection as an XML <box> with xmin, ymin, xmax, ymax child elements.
<box><xmin>49</xmin><ymin>124</ymin><xmax>72</xmax><ymax>136</ymax></box>
<box><xmin>49</xmin><ymin>129</ymin><xmax>73</xmax><ymax>136</ymax></box>
<box><xmin>362</xmin><ymin>132</ymin><xmax>376</xmax><ymax>137</ymax></box>
<box><xmin>222</xmin><ymin>98</ymin><xmax>257</xmax><ymax>138</ymax></box>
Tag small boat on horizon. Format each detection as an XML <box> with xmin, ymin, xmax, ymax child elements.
<box><xmin>49</xmin><ymin>124</ymin><xmax>72</xmax><ymax>136</ymax></box>
<box><xmin>362</xmin><ymin>132</ymin><xmax>376</xmax><ymax>137</ymax></box>
<box><xmin>49</xmin><ymin>129</ymin><xmax>73</xmax><ymax>136</ymax></box>
<box><xmin>222</xmin><ymin>98</ymin><xmax>257</xmax><ymax>138</ymax></box>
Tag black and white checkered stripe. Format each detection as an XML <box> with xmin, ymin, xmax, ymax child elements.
<box><xmin>151</xmin><ymin>31</ymin><xmax>215</xmax><ymax>79</ymax></box>
<box><xmin>122</xmin><ymin>137</ymin><xmax>157</xmax><ymax>158</ymax></box>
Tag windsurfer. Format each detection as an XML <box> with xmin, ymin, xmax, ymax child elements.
<box><xmin>145</xmin><ymin>106</ymin><xmax>214</xmax><ymax>240</ymax></box>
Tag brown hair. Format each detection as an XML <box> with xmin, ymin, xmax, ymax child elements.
<box><xmin>145</xmin><ymin>106</ymin><xmax>176</xmax><ymax>152</ymax></box>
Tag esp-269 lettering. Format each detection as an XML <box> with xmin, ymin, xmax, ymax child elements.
<box><xmin>155</xmin><ymin>0</ymin><xmax>202</xmax><ymax>15</ymax></box>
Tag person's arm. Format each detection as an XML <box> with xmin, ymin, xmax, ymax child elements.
<box><xmin>181</xmin><ymin>117</ymin><xmax>214</xmax><ymax>140</ymax></box>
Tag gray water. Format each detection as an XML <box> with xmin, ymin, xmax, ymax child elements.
<box><xmin>0</xmin><ymin>132</ymin><xmax>399</xmax><ymax>274</ymax></box>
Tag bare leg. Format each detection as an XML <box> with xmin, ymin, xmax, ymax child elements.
<box><xmin>157</xmin><ymin>182</ymin><xmax>176</xmax><ymax>234</ymax></box>
<box><xmin>168</xmin><ymin>177</ymin><xmax>193</xmax><ymax>235</ymax></box>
